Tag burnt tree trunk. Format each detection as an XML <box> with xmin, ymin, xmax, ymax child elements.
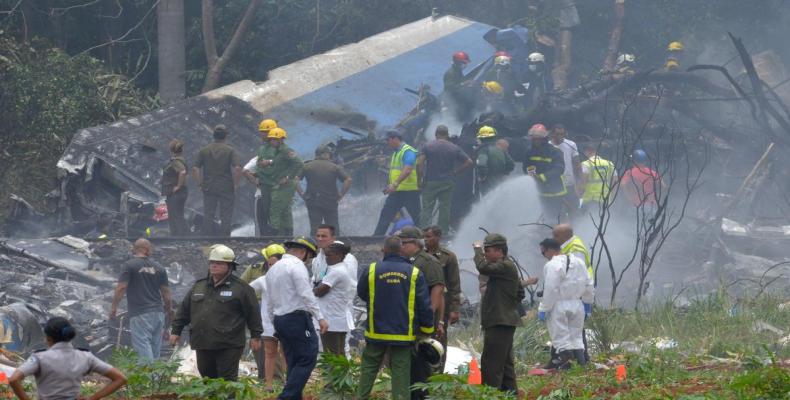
<box><xmin>602</xmin><ymin>0</ymin><xmax>626</xmax><ymax>72</ymax></box>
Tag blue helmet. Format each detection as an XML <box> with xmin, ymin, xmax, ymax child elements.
<box><xmin>632</xmin><ymin>149</ymin><xmax>648</xmax><ymax>163</ymax></box>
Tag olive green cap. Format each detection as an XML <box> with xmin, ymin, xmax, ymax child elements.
<box><xmin>397</xmin><ymin>226</ymin><xmax>424</xmax><ymax>240</ymax></box>
<box><xmin>483</xmin><ymin>233</ymin><xmax>507</xmax><ymax>247</ymax></box>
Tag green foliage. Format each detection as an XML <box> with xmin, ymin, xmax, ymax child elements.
<box><xmin>729</xmin><ymin>362</ymin><xmax>790</xmax><ymax>399</ymax></box>
<box><xmin>317</xmin><ymin>352</ymin><xmax>361</xmax><ymax>399</ymax></box>
<box><xmin>411</xmin><ymin>374</ymin><xmax>516</xmax><ymax>399</ymax></box>
<box><xmin>537</xmin><ymin>388</ymin><xmax>572</xmax><ymax>400</ymax></box>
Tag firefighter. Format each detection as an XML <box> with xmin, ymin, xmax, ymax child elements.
<box><xmin>475</xmin><ymin>126</ymin><xmax>514</xmax><ymax>197</ymax></box>
<box><xmin>523</xmin><ymin>123</ymin><xmax>567</xmax><ymax>223</ymax></box>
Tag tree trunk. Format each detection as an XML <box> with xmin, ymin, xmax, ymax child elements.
<box><xmin>201</xmin><ymin>0</ymin><xmax>262</xmax><ymax>93</ymax></box>
<box><xmin>157</xmin><ymin>0</ymin><xmax>186</xmax><ymax>104</ymax></box>
<box><xmin>552</xmin><ymin>29</ymin><xmax>572</xmax><ymax>89</ymax></box>
<box><xmin>602</xmin><ymin>0</ymin><xmax>626</xmax><ymax>72</ymax></box>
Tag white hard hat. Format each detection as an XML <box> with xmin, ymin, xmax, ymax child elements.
<box><xmin>617</xmin><ymin>53</ymin><xmax>636</xmax><ymax>65</ymax></box>
<box><xmin>494</xmin><ymin>55</ymin><xmax>511</xmax><ymax>66</ymax></box>
<box><xmin>208</xmin><ymin>244</ymin><xmax>237</xmax><ymax>264</ymax></box>
<box><xmin>528</xmin><ymin>52</ymin><xmax>545</xmax><ymax>63</ymax></box>
<box><xmin>417</xmin><ymin>337</ymin><xmax>445</xmax><ymax>369</ymax></box>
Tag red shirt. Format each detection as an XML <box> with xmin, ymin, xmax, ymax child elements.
<box><xmin>620</xmin><ymin>165</ymin><xmax>660</xmax><ymax>206</ymax></box>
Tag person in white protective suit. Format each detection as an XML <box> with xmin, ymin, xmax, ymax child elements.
<box><xmin>537</xmin><ymin>238</ymin><xmax>594</xmax><ymax>369</ymax></box>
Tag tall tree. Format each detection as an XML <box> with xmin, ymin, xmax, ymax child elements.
<box><xmin>551</xmin><ymin>0</ymin><xmax>579</xmax><ymax>90</ymax></box>
<box><xmin>201</xmin><ymin>0</ymin><xmax>262</xmax><ymax>92</ymax></box>
<box><xmin>157</xmin><ymin>0</ymin><xmax>186</xmax><ymax>103</ymax></box>
<box><xmin>602</xmin><ymin>0</ymin><xmax>626</xmax><ymax>72</ymax></box>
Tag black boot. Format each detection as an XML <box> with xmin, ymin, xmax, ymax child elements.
<box><xmin>573</xmin><ymin>349</ymin><xmax>587</xmax><ymax>367</ymax></box>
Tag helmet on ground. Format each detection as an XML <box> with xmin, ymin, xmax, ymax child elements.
<box><xmin>267</xmin><ymin>127</ymin><xmax>287</xmax><ymax>139</ymax></box>
<box><xmin>632</xmin><ymin>149</ymin><xmax>648</xmax><ymax>163</ymax></box>
<box><xmin>284</xmin><ymin>236</ymin><xmax>318</xmax><ymax>256</ymax></box>
<box><xmin>483</xmin><ymin>233</ymin><xmax>508</xmax><ymax>247</ymax></box>
<box><xmin>477</xmin><ymin>125</ymin><xmax>497</xmax><ymax>139</ymax></box>
<box><xmin>483</xmin><ymin>81</ymin><xmax>503</xmax><ymax>95</ymax></box>
<box><xmin>667</xmin><ymin>41</ymin><xmax>684</xmax><ymax>51</ymax></box>
<box><xmin>494</xmin><ymin>51</ymin><xmax>511</xmax><ymax>58</ymax></box>
<box><xmin>452</xmin><ymin>51</ymin><xmax>470</xmax><ymax>64</ymax></box>
<box><xmin>261</xmin><ymin>243</ymin><xmax>286</xmax><ymax>259</ymax></box>
<box><xmin>616</xmin><ymin>53</ymin><xmax>636</xmax><ymax>65</ymax></box>
<box><xmin>208</xmin><ymin>244</ymin><xmax>237</xmax><ymax>265</ymax></box>
<box><xmin>528</xmin><ymin>52</ymin><xmax>545</xmax><ymax>63</ymax></box>
<box><xmin>417</xmin><ymin>338</ymin><xmax>445</xmax><ymax>369</ymax></box>
<box><xmin>397</xmin><ymin>226</ymin><xmax>424</xmax><ymax>241</ymax></box>
<box><xmin>494</xmin><ymin>55</ymin><xmax>511</xmax><ymax>66</ymax></box>
<box><xmin>527</xmin><ymin>123</ymin><xmax>548</xmax><ymax>139</ymax></box>
<box><xmin>258</xmin><ymin>119</ymin><xmax>278</xmax><ymax>133</ymax></box>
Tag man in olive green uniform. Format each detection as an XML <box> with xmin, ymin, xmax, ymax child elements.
<box><xmin>251</xmin><ymin>119</ymin><xmax>279</xmax><ymax>236</ymax></box>
<box><xmin>475</xmin><ymin>126</ymin><xmax>514</xmax><ymax>197</ymax></box>
<box><xmin>397</xmin><ymin>227</ymin><xmax>445</xmax><ymax>400</ymax></box>
<box><xmin>423</xmin><ymin>226</ymin><xmax>461</xmax><ymax>372</ymax></box>
<box><xmin>192</xmin><ymin>125</ymin><xmax>242</xmax><ymax>236</ymax></box>
<box><xmin>170</xmin><ymin>244</ymin><xmax>263</xmax><ymax>381</ymax></box>
<box><xmin>297</xmin><ymin>145</ymin><xmax>352</xmax><ymax>235</ymax></box>
<box><xmin>473</xmin><ymin>233</ymin><xmax>522</xmax><ymax>394</ymax></box>
<box><xmin>162</xmin><ymin>139</ymin><xmax>188</xmax><ymax>236</ymax></box>
<box><xmin>264</xmin><ymin>127</ymin><xmax>303</xmax><ymax>236</ymax></box>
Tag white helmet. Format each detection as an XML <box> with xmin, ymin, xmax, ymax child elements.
<box><xmin>208</xmin><ymin>244</ymin><xmax>237</xmax><ymax>265</ymax></box>
<box><xmin>417</xmin><ymin>337</ymin><xmax>445</xmax><ymax>369</ymax></box>
<box><xmin>617</xmin><ymin>53</ymin><xmax>636</xmax><ymax>65</ymax></box>
<box><xmin>528</xmin><ymin>52</ymin><xmax>545</xmax><ymax>63</ymax></box>
<box><xmin>494</xmin><ymin>55</ymin><xmax>511</xmax><ymax>66</ymax></box>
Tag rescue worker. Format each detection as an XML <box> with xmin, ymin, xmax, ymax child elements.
<box><xmin>473</xmin><ymin>233</ymin><xmax>522</xmax><ymax>393</ymax></box>
<box><xmin>481</xmin><ymin>80</ymin><xmax>506</xmax><ymax>112</ymax></box>
<box><xmin>240</xmin><ymin>243</ymin><xmax>286</xmax><ymax>384</ymax></box>
<box><xmin>245</xmin><ymin>118</ymin><xmax>278</xmax><ymax>236</ymax></box>
<box><xmin>523</xmin><ymin>123</ymin><xmax>567</xmax><ymax>223</ymax></box>
<box><xmin>475</xmin><ymin>126</ymin><xmax>515</xmax><ymax>197</ymax></box>
<box><xmin>537</xmin><ymin>238</ymin><xmax>594</xmax><ymax>369</ymax></box>
<box><xmin>162</xmin><ymin>139</ymin><xmax>189</xmax><ymax>236</ymax></box>
<box><xmin>549</xmin><ymin>124</ymin><xmax>582</xmax><ymax>218</ymax></box>
<box><xmin>620</xmin><ymin>149</ymin><xmax>663</xmax><ymax>208</ymax></box>
<box><xmin>192</xmin><ymin>125</ymin><xmax>242</xmax><ymax>236</ymax></box>
<box><xmin>170</xmin><ymin>244</ymin><xmax>263</xmax><ymax>381</ymax></box>
<box><xmin>296</xmin><ymin>145</ymin><xmax>352</xmax><ymax>235</ymax></box>
<box><xmin>665</xmin><ymin>41</ymin><xmax>684</xmax><ymax>71</ymax></box>
<box><xmin>423</xmin><ymin>225</ymin><xmax>462</xmax><ymax>371</ymax></box>
<box><xmin>9</xmin><ymin>317</ymin><xmax>127</xmax><ymax>400</ymax></box>
<box><xmin>397</xmin><ymin>227</ymin><xmax>445</xmax><ymax>400</ymax></box>
<box><xmin>443</xmin><ymin>51</ymin><xmax>470</xmax><ymax>96</ymax></box>
<box><xmin>417</xmin><ymin>125</ymin><xmax>473</xmax><ymax>233</ymax></box>
<box><xmin>265</xmin><ymin>127</ymin><xmax>303</xmax><ymax>237</ymax></box>
<box><xmin>483</xmin><ymin>55</ymin><xmax>524</xmax><ymax>108</ymax></box>
<box><xmin>524</xmin><ymin>52</ymin><xmax>552</xmax><ymax>107</ymax></box>
<box><xmin>356</xmin><ymin>236</ymin><xmax>435</xmax><ymax>400</ymax></box>
<box><xmin>614</xmin><ymin>53</ymin><xmax>636</xmax><ymax>77</ymax></box>
<box><xmin>579</xmin><ymin>144</ymin><xmax>617</xmax><ymax>214</ymax></box>
<box><xmin>373</xmin><ymin>130</ymin><xmax>421</xmax><ymax>236</ymax></box>
<box><xmin>264</xmin><ymin>236</ymin><xmax>329</xmax><ymax>400</ymax></box>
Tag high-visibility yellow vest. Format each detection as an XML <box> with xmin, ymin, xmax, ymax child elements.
<box><xmin>562</xmin><ymin>236</ymin><xmax>593</xmax><ymax>280</ymax></box>
<box><xmin>389</xmin><ymin>144</ymin><xmax>419</xmax><ymax>191</ymax></box>
<box><xmin>582</xmin><ymin>156</ymin><xmax>615</xmax><ymax>203</ymax></box>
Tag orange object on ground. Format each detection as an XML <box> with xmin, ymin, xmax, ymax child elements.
<box><xmin>616</xmin><ymin>364</ymin><xmax>627</xmax><ymax>383</ymax></box>
<box><xmin>0</xmin><ymin>372</ymin><xmax>7</xmax><ymax>384</ymax></box>
<box><xmin>468</xmin><ymin>358</ymin><xmax>482</xmax><ymax>385</ymax></box>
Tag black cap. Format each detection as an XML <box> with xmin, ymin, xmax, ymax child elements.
<box><xmin>385</xmin><ymin>130</ymin><xmax>402</xmax><ymax>139</ymax></box>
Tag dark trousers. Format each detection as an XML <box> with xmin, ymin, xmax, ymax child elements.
<box><xmin>410</xmin><ymin>347</ymin><xmax>432</xmax><ymax>400</ymax></box>
<box><xmin>306</xmin><ymin>200</ymin><xmax>340</xmax><ymax>235</ymax></box>
<box><xmin>274</xmin><ymin>311</ymin><xmax>319</xmax><ymax>400</ymax></box>
<box><xmin>373</xmin><ymin>191</ymin><xmax>421</xmax><ymax>235</ymax></box>
<box><xmin>195</xmin><ymin>347</ymin><xmax>244</xmax><ymax>381</ymax></box>
<box><xmin>203</xmin><ymin>191</ymin><xmax>234</xmax><ymax>236</ymax></box>
<box><xmin>481</xmin><ymin>325</ymin><xmax>517</xmax><ymax>393</ymax></box>
<box><xmin>320</xmin><ymin>331</ymin><xmax>346</xmax><ymax>356</ymax></box>
<box><xmin>255</xmin><ymin>188</ymin><xmax>273</xmax><ymax>236</ymax></box>
<box><xmin>252</xmin><ymin>343</ymin><xmax>265</xmax><ymax>379</ymax></box>
<box><xmin>166</xmin><ymin>189</ymin><xmax>189</xmax><ymax>236</ymax></box>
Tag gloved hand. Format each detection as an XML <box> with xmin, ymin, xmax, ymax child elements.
<box><xmin>583</xmin><ymin>303</ymin><xmax>592</xmax><ymax>319</ymax></box>
<box><xmin>538</xmin><ymin>311</ymin><xmax>546</xmax><ymax>322</ymax></box>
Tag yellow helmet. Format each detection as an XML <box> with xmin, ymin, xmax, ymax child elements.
<box><xmin>664</xmin><ymin>58</ymin><xmax>680</xmax><ymax>71</ymax></box>
<box><xmin>667</xmin><ymin>41</ymin><xmax>684</xmax><ymax>51</ymax></box>
<box><xmin>483</xmin><ymin>81</ymin><xmax>503</xmax><ymax>95</ymax></box>
<box><xmin>208</xmin><ymin>244</ymin><xmax>237</xmax><ymax>264</ymax></box>
<box><xmin>477</xmin><ymin>125</ymin><xmax>497</xmax><ymax>139</ymax></box>
<box><xmin>258</xmin><ymin>119</ymin><xmax>278</xmax><ymax>132</ymax></box>
<box><xmin>267</xmin><ymin>127</ymin><xmax>288</xmax><ymax>139</ymax></box>
<box><xmin>261</xmin><ymin>243</ymin><xmax>286</xmax><ymax>259</ymax></box>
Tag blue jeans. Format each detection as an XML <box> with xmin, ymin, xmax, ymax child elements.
<box><xmin>274</xmin><ymin>311</ymin><xmax>318</xmax><ymax>400</ymax></box>
<box><xmin>129</xmin><ymin>311</ymin><xmax>165</xmax><ymax>361</ymax></box>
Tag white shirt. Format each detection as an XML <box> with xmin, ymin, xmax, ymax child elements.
<box><xmin>316</xmin><ymin>262</ymin><xmax>354</xmax><ymax>332</ymax></box>
<box><xmin>312</xmin><ymin>250</ymin><xmax>359</xmax><ymax>286</ymax></box>
<box><xmin>249</xmin><ymin>275</ymin><xmax>276</xmax><ymax>337</ymax></box>
<box><xmin>552</xmin><ymin>139</ymin><xmax>579</xmax><ymax>187</ymax></box>
<box><xmin>264</xmin><ymin>254</ymin><xmax>324</xmax><ymax>321</ymax></box>
<box><xmin>243</xmin><ymin>157</ymin><xmax>262</xmax><ymax>197</ymax></box>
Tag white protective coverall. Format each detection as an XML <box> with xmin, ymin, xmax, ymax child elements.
<box><xmin>538</xmin><ymin>254</ymin><xmax>594</xmax><ymax>352</ymax></box>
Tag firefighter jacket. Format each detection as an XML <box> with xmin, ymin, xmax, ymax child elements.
<box><xmin>357</xmin><ymin>254</ymin><xmax>434</xmax><ymax>345</ymax></box>
<box><xmin>523</xmin><ymin>143</ymin><xmax>567</xmax><ymax>197</ymax></box>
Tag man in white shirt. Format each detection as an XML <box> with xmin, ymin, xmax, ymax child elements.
<box><xmin>312</xmin><ymin>243</ymin><xmax>354</xmax><ymax>355</ymax></box>
<box><xmin>264</xmin><ymin>236</ymin><xmax>328</xmax><ymax>399</ymax></box>
<box><xmin>242</xmin><ymin>156</ymin><xmax>265</xmax><ymax>235</ymax></box>
<box><xmin>249</xmin><ymin>273</ymin><xmax>282</xmax><ymax>391</ymax></box>
<box><xmin>550</xmin><ymin>124</ymin><xmax>582</xmax><ymax>218</ymax></box>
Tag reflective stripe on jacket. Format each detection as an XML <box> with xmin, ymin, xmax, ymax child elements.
<box><xmin>389</xmin><ymin>144</ymin><xmax>419</xmax><ymax>191</ymax></box>
<box><xmin>582</xmin><ymin>156</ymin><xmax>615</xmax><ymax>203</ymax></box>
<box><xmin>561</xmin><ymin>236</ymin><xmax>593</xmax><ymax>280</ymax></box>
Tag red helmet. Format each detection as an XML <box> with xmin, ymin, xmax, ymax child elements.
<box><xmin>494</xmin><ymin>51</ymin><xmax>511</xmax><ymax>58</ymax></box>
<box><xmin>527</xmin><ymin>123</ymin><xmax>548</xmax><ymax>139</ymax></box>
<box><xmin>153</xmin><ymin>203</ymin><xmax>169</xmax><ymax>222</ymax></box>
<box><xmin>452</xmin><ymin>51</ymin><xmax>470</xmax><ymax>64</ymax></box>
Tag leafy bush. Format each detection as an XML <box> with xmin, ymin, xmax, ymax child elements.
<box><xmin>317</xmin><ymin>353</ymin><xmax>361</xmax><ymax>399</ymax></box>
<box><xmin>411</xmin><ymin>374</ymin><xmax>516</xmax><ymax>399</ymax></box>
<box><xmin>729</xmin><ymin>362</ymin><xmax>790</xmax><ymax>399</ymax></box>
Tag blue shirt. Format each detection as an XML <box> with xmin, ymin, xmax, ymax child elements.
<box><xmin>401</xmin><ymin>145</ymin><xmax>417</xmax><ymax>166</ymax></box>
